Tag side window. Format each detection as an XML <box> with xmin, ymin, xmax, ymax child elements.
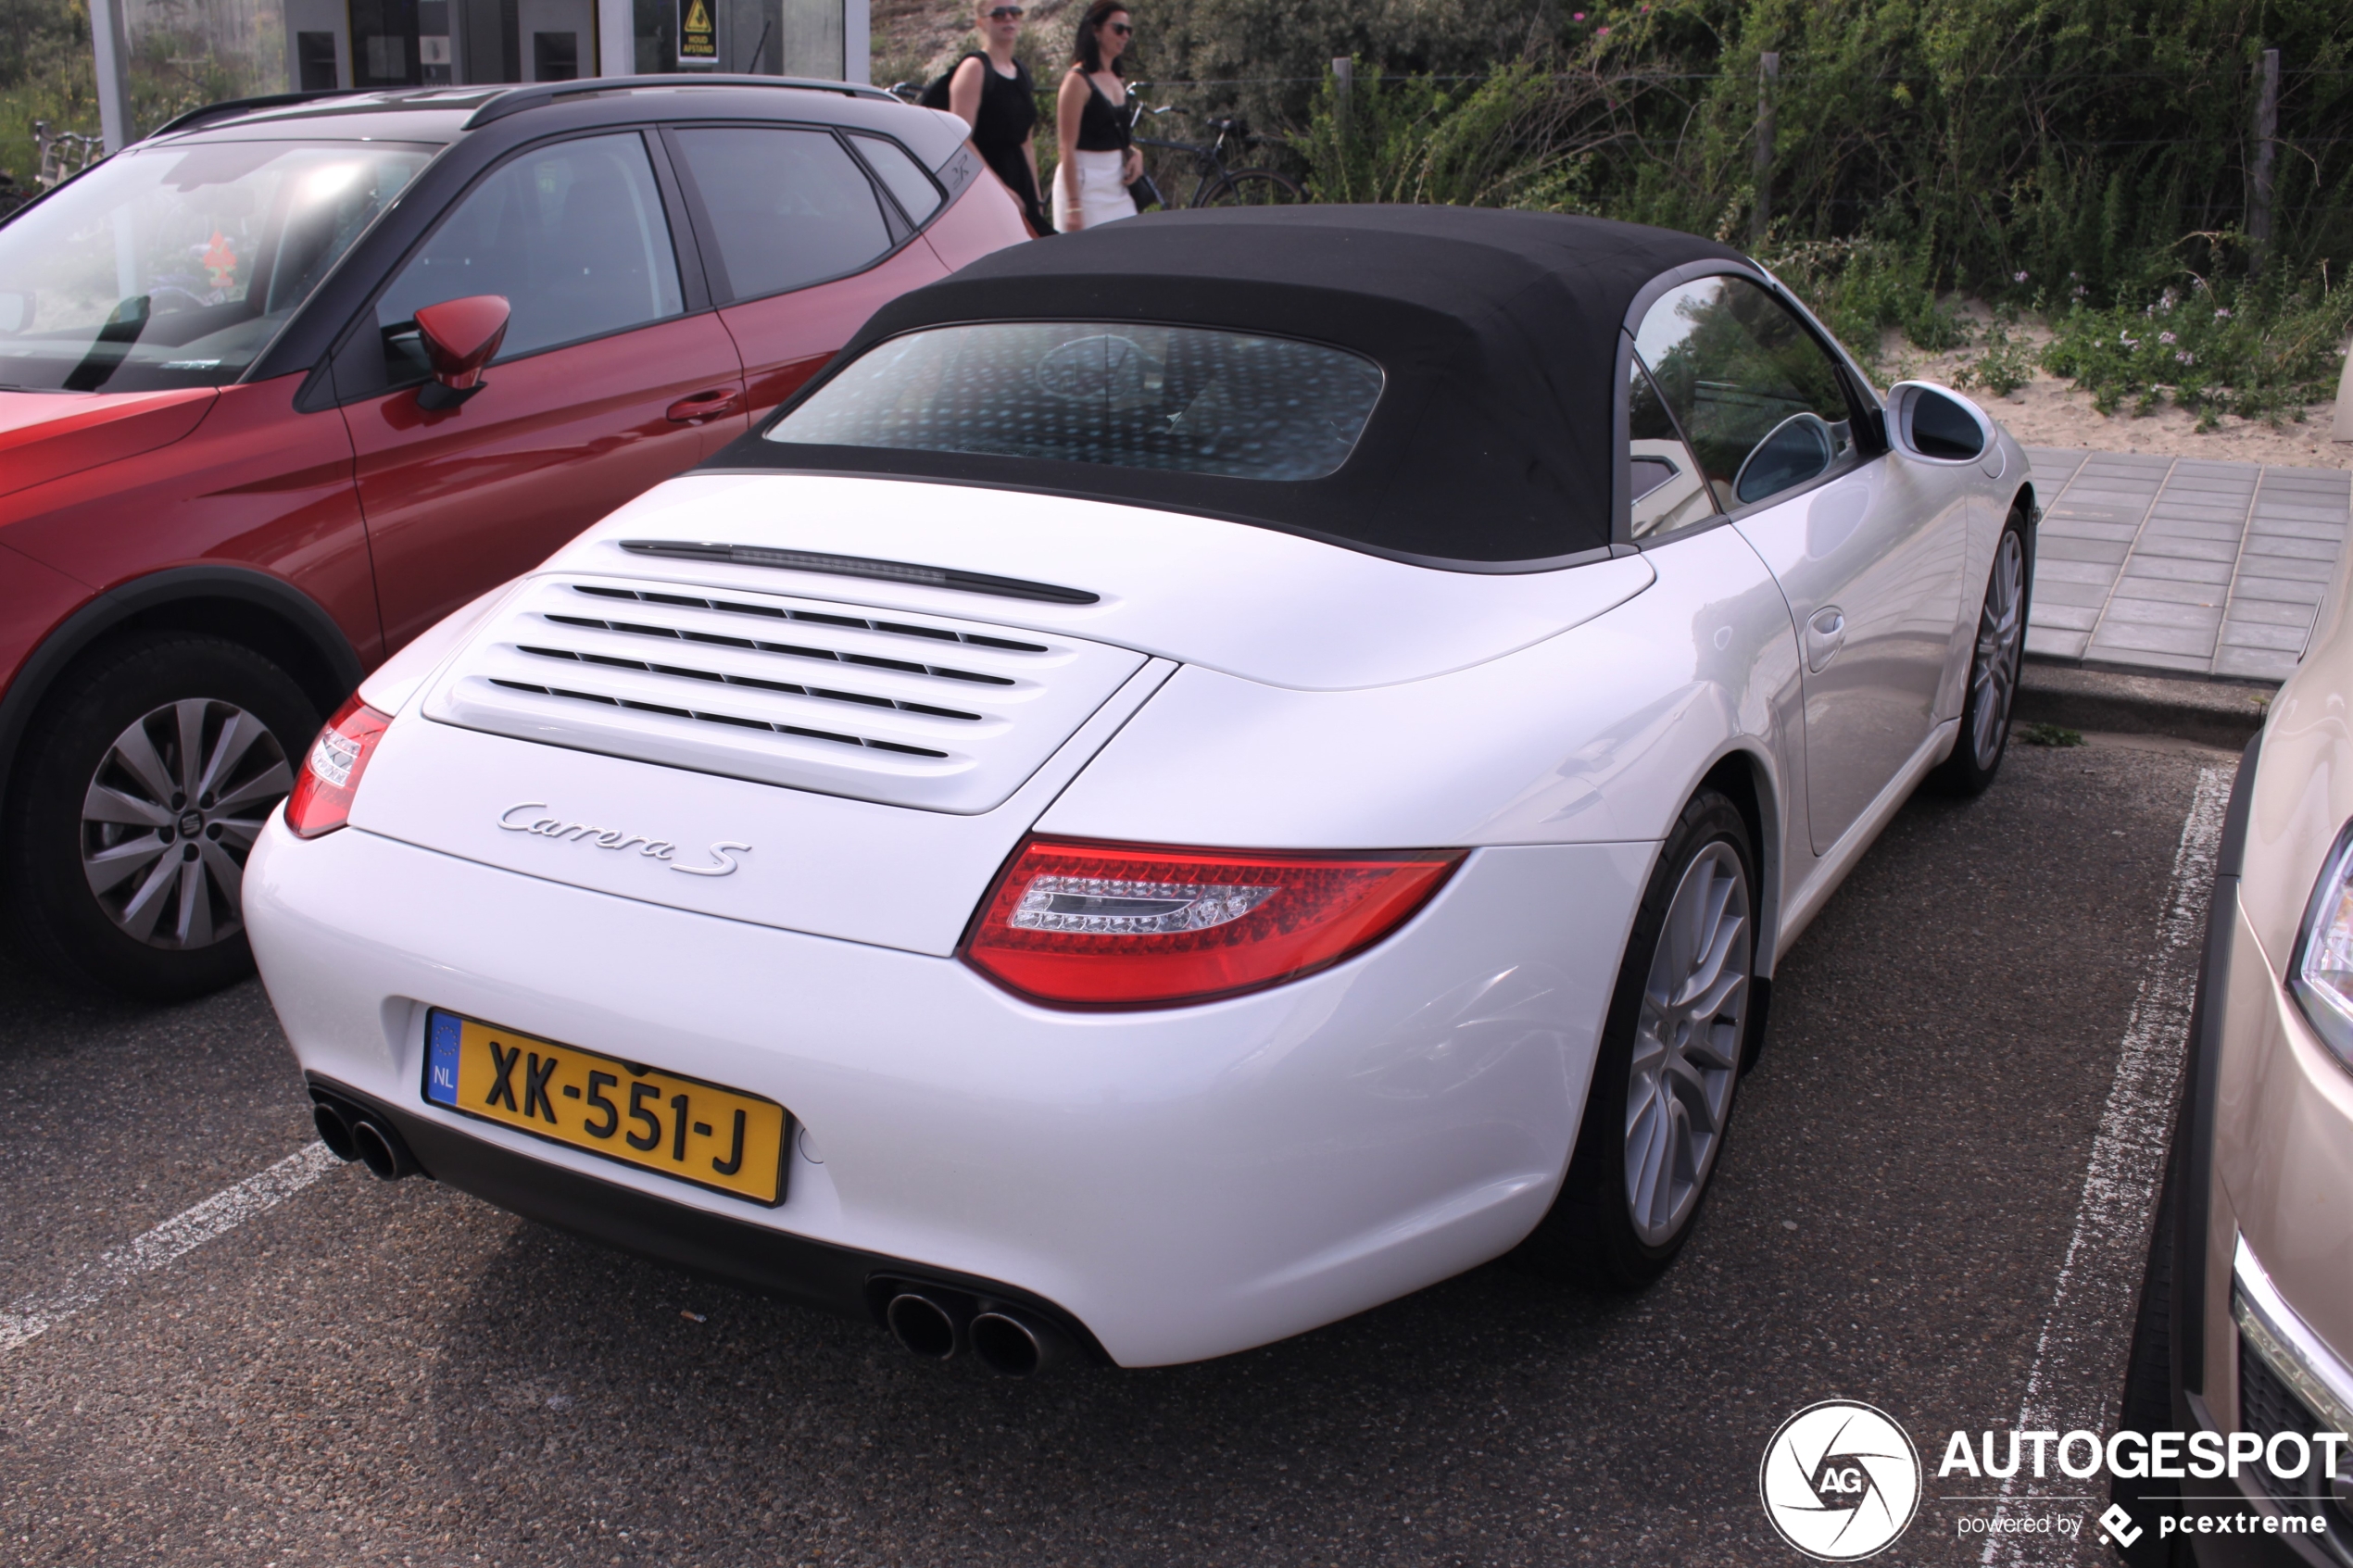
<box><xmin>1633</xmin><ymin>275</ymin><xmax>1856</xmax><ymax>512</ymax></box>
<box><xmin>849</xmin><ymin>133</ymin><xmax>944</xmax><ymax>225</ymax></box>
<box><xmin>1627</xmin><ymin>355</ymin><xmax>1713</xmax><ymax>540</ymax></box>
<box><xmin>669</xmin><ymin>127</ymin><xmax>894</xmax><ymax>303</ymax></box>
<box><xmin>373</xmin><ymin>132</ymin><xmax>684</xmax><ymax>379</ymax></box>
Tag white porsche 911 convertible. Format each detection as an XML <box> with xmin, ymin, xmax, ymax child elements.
<box><xmin>247</xmin><ymin>207</ymin><xmax>2032</xmax><ymax>1374</ymax></box>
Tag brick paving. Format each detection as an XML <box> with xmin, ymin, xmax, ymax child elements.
<box><xmin>2022</xmin><ymin>446</ymin><xmax>2351</xmax><ymax>683</ymax></box>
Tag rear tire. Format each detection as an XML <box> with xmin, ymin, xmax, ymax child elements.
<box><xmin>1519</xmin><ymin>788</ymin><xmax>1756</xmax><ymax>1287</ymax></box>
<box><xmin>4</xmin><ymin>633</ymin><xmax>315</xmax><ymax>1000</ymax></box>
<box><xmin>1934</xmin><ymin>508</ymin><xmax>2029</xmax><ymax>796</ymax></box>
<box><xmin>1196</xmin><ymin>169</ymin><xmax>1304</xmax><ymax>207</ymax></box>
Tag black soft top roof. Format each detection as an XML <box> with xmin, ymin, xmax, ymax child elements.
<box><xmin>713</xmin><ymin>206</ymin><xmax>1751</xmax><ymax>568</ymax></box>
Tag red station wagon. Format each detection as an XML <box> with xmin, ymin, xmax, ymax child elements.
<box><xmin>0</xmin><ymin>77</ymin><xmax>1029</xmax><ymax>997</ymax></box>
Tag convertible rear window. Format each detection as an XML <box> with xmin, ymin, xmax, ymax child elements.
<box><xmin>765</xmin><ymin>321</ymin><xmax>1385</xmax><ymax>483</ymax></box>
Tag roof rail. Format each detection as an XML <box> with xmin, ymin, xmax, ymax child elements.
<box><xmin>146</xmin><ymin>88</ymin><xmax>375</xmax><ymax>140</ymax></box>
<box><xmin>464</xmin><ymin>73</ymin><xmax>894</xmax><ymax>130</ymax></box>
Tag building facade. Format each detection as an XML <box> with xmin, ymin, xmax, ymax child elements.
<box><xmin>81</xmin><ymin>0</ymin><xmax>868</xmax><ymax>154</ymax></box>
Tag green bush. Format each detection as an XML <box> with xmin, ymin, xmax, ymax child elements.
<box><xmin>2039</xmin><ymin>263</ymin><xmax>2353</xmax><ymax>422</ymax></box>
<box><xmin>0</xmin><ymin>0</ymin><xmax>98</xmax><ymax>187</ymax></box>
<box><xmin>1755</xmin><ymin>236</ymin><xmax>1968</xmax><ymax>366</ymax></box>
<box><xmin>1295</xmin><ymin>61</ymin><xmax>1592</xmax><ymax>208</ymax></box>
<box><xmin>1146</xmin><ymin>0</ymin><xmax>2353</xmax><ymax>304</ymax></box>
<box><xmin>1955</xmin><ymin>321</ymin><xmax>2040</xmax><ymax>396</ymax></box>
<box><xmin>1291</xmin><ymin>72</ymin><xmax>1970</xmax><ymax>370</ymax></box>
<box><xmin>0</xmin><ymin>0</ymin><xmax>286</xmax><ymax>187</ymax></box>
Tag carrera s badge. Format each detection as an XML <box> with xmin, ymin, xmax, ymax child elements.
<box><xmin>497</xmin><ymin>802</ymin><xmax>750</xmax><ymax>877</ymax></box>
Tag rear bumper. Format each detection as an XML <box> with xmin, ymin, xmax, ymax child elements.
<box><xmin>246</xmin><ymin>815</ymin><xmax>1651</xmax><ymax>1366</ymax></box>
<box><xmin>303</xmin><ymin>1072</ymin><xmax>1111</xmax><ymax>1359</ymax></box>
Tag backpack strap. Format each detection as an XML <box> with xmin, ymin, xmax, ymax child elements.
<box><xmin>917</xmin><ymin>53</ymin><xmax>987</xmax><ymax>110</ymax></box>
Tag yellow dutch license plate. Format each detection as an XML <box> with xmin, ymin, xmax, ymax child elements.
<box><xmin>422</xmin><ymin>1010</ymin><xmax>788</xmax><ymax>1204</ymax></box>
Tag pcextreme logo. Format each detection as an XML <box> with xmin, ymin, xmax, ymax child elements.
<box><xmin>1759</xmin><ymin>1400</ymin><xmax>1924</xmax><ymax>1561</ymax></box>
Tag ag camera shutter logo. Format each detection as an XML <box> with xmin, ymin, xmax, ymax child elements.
<box><xmin>1759</xmin><ymin>1400</ymin><xmax>1923</xmax><ymax>1560</ymax></box>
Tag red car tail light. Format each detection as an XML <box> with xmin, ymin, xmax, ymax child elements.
<box><xmin>284</xmin><ymin>695</ymin><xmax>393</xmax><ymax>839</ymax></box>
<box><xmin>962</xmin><ymin>837</ymin><xmax>1464</xmax><ymax>1009</ymax></box>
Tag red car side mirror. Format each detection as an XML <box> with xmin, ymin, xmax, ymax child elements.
<box><xmin>412</xmin><ymin>295</ymin><xmax>510</xmax><ymax>410</ymax></box>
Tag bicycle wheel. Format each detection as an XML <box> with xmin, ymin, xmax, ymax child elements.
<box><xmin>1195</xmin><ymin>169</ymin><xmax>1304</xmax><ymax>207</ymax></box>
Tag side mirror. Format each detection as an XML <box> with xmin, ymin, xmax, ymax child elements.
<box><xmin>1886</xmin><ymin>382</ymin><xmax>1990</xmax><ymax>462</ymax></box>
<box><xmin>412</xmin><ymin>295</ymin><xmax>510</xmax><ymax>410</ymax></box>
<box><xmin>1732</xmin><ymin>411</ymin><xmax>1835</xmax><ymax>506</ymax></box>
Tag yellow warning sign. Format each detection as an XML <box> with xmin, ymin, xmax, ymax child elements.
<box><xmin>678</xmin><ymin>0</ymin><xmax>717</xmax><ymax>62</ymax></box>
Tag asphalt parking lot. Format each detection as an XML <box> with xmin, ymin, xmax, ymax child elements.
<box><xmin>2</xmin><ymin>732</ymin><xmax>2239</xmax><ymax>1567</ymax></box>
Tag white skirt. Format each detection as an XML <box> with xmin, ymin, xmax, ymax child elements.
<box><xmin>1053</xmin><ymin>148</ymin><xmax>1139</xmax><ymax>232</ymax></box>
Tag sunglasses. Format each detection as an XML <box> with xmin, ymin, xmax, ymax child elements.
<box><xmin>985</xmin><ymin>6</ymin><xmax>1022</xmax><ymax>17</ymax></box>
<box><xmin>1107</xmin><ymin>20</ymin><xmax>1132</xmax><ymax>32</ymax></box>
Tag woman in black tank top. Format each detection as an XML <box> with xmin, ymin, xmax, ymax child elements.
<box><xmin>1074</xmin><ymin>77</ymin><xmax>1130</xmax><ymax>152</ymax></box>
<box><xmin>946</xmin><ymin>1</ymin><xmax>1049</xmax><ymax>237</ymax></box>
<box><xmin>1052</xmin><ymin>0</ymin><xmax>1141</xmax><ymax>232</ymax></box>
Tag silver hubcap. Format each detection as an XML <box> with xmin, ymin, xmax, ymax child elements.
<box><xmin>80</xmin><ymin>698</ymin><xmax>293</xmax><ymax>951</ymax></box>
<box><xmin>1970</xmin><ymin>530</ymin><xmax>2026</xmax><ymax>768</ymax></box>
<box><xmin>1625</xmin><ymin>841</ymin><xmax>1751</xmax><ymax>1246</ymax></box>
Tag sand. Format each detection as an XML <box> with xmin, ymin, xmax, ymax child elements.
<box><xmin>1881</xmin><ymin>331</ymin><xmax>2353</xmax><ymax>472</ymax></box>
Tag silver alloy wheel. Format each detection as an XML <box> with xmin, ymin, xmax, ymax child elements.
<box><xmin>1624</xmin><ymin>840</ymin><xmax>1751</xmax><ymax>1246</ymax></box>
<box><xmin>1969</xmin><ymin>528</ymin><xmax>2027</xmax><ymax>768</ymax></box>
<box><xmin>79</xmin><ymin>698</ymin><xmax>294</xmax><ymax>950</ymax></box>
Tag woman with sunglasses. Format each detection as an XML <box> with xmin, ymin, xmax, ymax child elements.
<box><xmin>946</xmin><ymin>1</ymin><xmax>1051</xmax><ymax>237</ymax></box>
<box><xmin>1052</xmin><ymin>0</ymin><xmax>1141</xmax><ymax>232</ymax></box>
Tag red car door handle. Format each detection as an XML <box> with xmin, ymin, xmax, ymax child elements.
<box><xmin>666</xmin><ymin>389</ymin><xmax>744</xmax><ymax>423</ymax></box>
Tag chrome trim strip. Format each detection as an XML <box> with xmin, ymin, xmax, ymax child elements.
<box><xmin>618</xmin><ymin>541</ymin><xmax>1100</xmax><ymax>605</ymax></box>
<box><xmin>2233</xmin><ymin>1233</ymin><xmax>2353</xmax><ymax>1436</ymax></box>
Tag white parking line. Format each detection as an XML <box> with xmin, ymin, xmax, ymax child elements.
<box><xmin>0</xmin><ymin>1140</ymin><xmax>342</xmax><ymax>1354</ymax></box>
<box><xmin>1981</xmin><ymin>763</ymin><xmax>2234</xmax><ymax>1565</ymax></box>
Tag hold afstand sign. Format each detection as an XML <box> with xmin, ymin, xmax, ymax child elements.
<box><xmin>678</xmin><ymin>0</ymin><xmax>718</xmax><ymax>65</ymax></box>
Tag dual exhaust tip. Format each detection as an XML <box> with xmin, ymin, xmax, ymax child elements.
<box><xmin>314</xmin><ymin>1090</ymin><xmax>1072</xmax><ymax>1375</ymax></box>
<box><xmin>310</xmin><ymin>1092</ymin><xmax>422</xmax><ymax>1182</ymax></box>
<box><xmin>882</xmin><ymin>1284</ymin><xmax>1073</xmax><ymax>1380</ymax></box>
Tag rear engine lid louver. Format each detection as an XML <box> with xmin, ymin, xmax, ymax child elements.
<box><xmin>422</xmin><ymin>577</ymin><xmax>1148</xmax><ymax>813</ymax></box>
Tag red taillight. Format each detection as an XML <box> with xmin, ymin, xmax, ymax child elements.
<box><xmin>961</xmin><ymin>837</ymin><xmax>1464</xmax><ymax>1009</ymax></box>
<box><xmin>283</xmin><ymin>695</ymin><xmax>393</xmax><ymax>839</ymax></box>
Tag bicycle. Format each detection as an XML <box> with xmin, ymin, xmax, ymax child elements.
<box><xmin>1122</xmin><ymin>91</ymin><xmax>1303</xmax><ymax>209</ymax></box>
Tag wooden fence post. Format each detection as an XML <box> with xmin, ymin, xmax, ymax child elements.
<box><xmin>2249</xmin><ymin>47</ymin><xmax>2279</xmax><ymax>274</ymax></box>
<box><xmin>1332</xmin><ymin>57</ymin><xmax>1353</xmax><ymax>196</ymax></box>
<box><xmin>1753</xmin><ymin>52</ymin><xmax>1779</xmax><ymax>248</ymax></box>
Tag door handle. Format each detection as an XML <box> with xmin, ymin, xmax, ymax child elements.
<box><xmin>1806</xmin><ymin>606</ymin><xmax>1847</xmax><ymax>673</ymax></box>
<box><xmin>666</xmin><ymin>388</ymin><xmax>745</xmax><ymax>424</ymax></box>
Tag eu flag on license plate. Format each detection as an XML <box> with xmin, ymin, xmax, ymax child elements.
<box><xmin>425</xmin><ymin>1010</ymin><xmax>462</xmax><ymax>1107</ymax></box>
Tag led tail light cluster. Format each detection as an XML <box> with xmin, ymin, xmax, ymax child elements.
<box><xmin>284</xmin><ymin>695</ymin><xmax>393</xmax><ymax>839</ymax></box>
<box><xmin>963</xmin><ymin>837</ymin><xmax>1462</xmax><ymax>1009</ymax></box>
